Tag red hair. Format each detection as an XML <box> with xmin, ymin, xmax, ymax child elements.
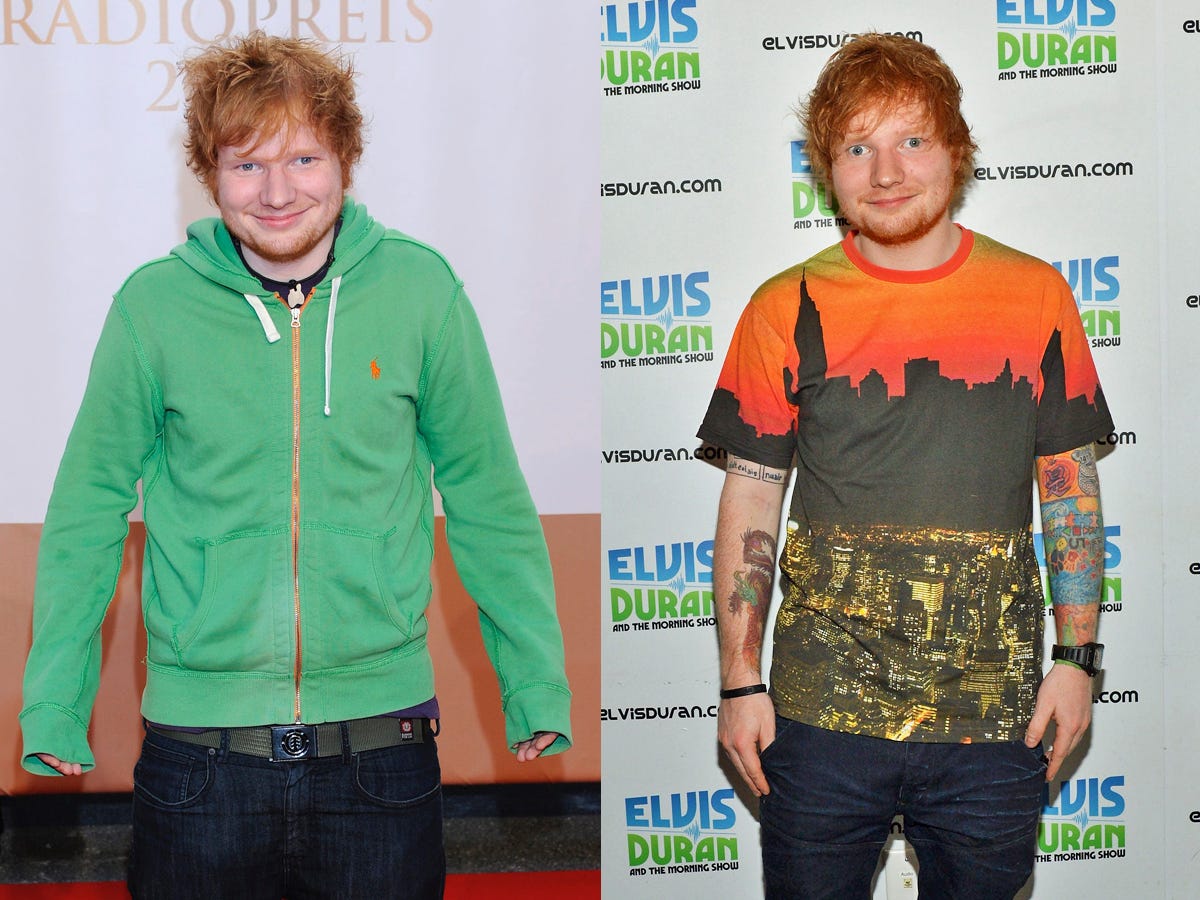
<box><xmin>800</xmin><ymin>33</ymin><xmax>977</xmax><ymax>193</ymax></box>
<box><xmin>180</xmin><ymin>32</ymin><xmax>365</xmax><ymax>196</ymax></box>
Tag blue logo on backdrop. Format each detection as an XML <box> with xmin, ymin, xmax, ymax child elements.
<box><xmin>1036</xmin><ymin>774</ymin><xmax>1127</xmax><ymax>860</ymax></box>
<box><xmin>601</xmin><ymin>1</ymin><xmax>702</xmax><ymax>96</ymax></box>
<box><xmin>607</xmin><ymin>540</ymin><xmax>715</xmax><ymax>632</ymax></box>
<box><xmin>625</xmin><ymin>788</ymin><xmax>740</xmax><ymax>875</ymax></box>
<box><xmin>995</xmin><ymin>0</ymin><xmax>1118</xmax><ymax>79</ymax></box>
<box><xmin>791</xmin><ymin>141</ymin><xmax>845</xmax><ymax>230</ymax></box>
<box><xmin>1051</xmin><ymin>255</ymin><xmax>1122</xmax><ymax>350</ymax></box>
<box><xmin>600</xmin><ymin>271</ymin><xmax>714</xmax><ymax>368</ymax></box>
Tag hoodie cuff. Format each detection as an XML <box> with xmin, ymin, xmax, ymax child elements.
<box><xmin>502</xmin><ymin>683</ymin><xmax>572</xmax><ymax>756</ymax></box>
<box><xmin>19</xmin><ymin>704</ymin><xmax>96</xmax><ymax>775</ymax></box>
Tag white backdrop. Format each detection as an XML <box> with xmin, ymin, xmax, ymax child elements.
<box><xmin>0</xmin><ymin>1</ymin><xmax>598</xmax><ymax>523</ymax></box>
<box><xmin>602</xmin><ymin>2</ymin><xmax>1188</xmax><ymax>897</ymax></box>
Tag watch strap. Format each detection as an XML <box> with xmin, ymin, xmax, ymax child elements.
<box><xmin>1051</xmin><ymin>642</ymin><xmax>1104</xmax><ymax>676</ymax></box>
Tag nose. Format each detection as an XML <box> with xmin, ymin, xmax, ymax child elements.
<box><xmin>871</xmin><ymin>147</ymin><xmax>904</xmax><ymax>188</ymax></box>
<box><xmin>260</xmin><ymin>165</ymin><xmax>295</xmax><ymax>208</ymax></box>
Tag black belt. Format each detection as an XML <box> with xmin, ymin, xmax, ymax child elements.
<box><xmin>148</xmin><ymin>716</ymin><xmax>431</xmax><ymax>762</ymax></box>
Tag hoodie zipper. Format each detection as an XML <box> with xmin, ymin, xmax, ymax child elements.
<box><xmin>285</xmin><ymin>297</ymin><xmax>308</xmax><ymax>723</ymax></box>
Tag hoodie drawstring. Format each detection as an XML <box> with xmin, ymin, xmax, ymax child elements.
<box><xmin>243</xmin><ymin>293</ymin><xmax>282</xmax><ymax>343</ymax></box>
<box><xmin>244</xmin><ymin>276</ymin><xmax>340</xmax><ymax>415</ymax></box>
<box><xmin>324</xmin><ymin>276</ymin><xmax>341</xmax><ymax>416</ymax></box>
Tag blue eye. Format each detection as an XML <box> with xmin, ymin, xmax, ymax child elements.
<box><xmin>297</xmin><ymin>156</ymin><xmax>315</xmax><ymax>165</ymax></box>
<box><xmin>904</xmin><ymin>137</ymin><xmax>923</xmax><ymax>149</ymax></box>
<box><xmin>847</xmin><ymin>145</ymin><xmax>867</xmax><ymax>157</ymax></box>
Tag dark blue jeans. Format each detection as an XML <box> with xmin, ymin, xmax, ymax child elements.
<box><xmin>759</xmin><ymin>717</ymin><xmax>1046</xmax><ymax>900</ymax></box>
<box><xmin>128</xmin><ymin>726</ymin><xmax>445</xmax><ymax>899</ymax></box>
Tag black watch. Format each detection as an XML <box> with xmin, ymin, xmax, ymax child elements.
<box><xmin>1051</xmin><ymin>642</ymin><xmax>1104</xmax><ymax>676</ymax></box>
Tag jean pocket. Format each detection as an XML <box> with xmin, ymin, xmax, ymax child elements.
<box><xmin>1021</xmin><ymin>739</ymin><xmax>1050</xmax><ymax>774</ymax></box>
<box><xmin>353</xmin><ymin>741</ymin><xmax>441</xmax><ymax>809</ymax></box>
<box><xmin>758</xmin><ymin>714</ymin><xmax>799</xmax><ymax>769</ymax></box>
<box><xmin>133</xmin><ymin>737</ymin><xmax>214</xmax><ymax>809</ymax></box>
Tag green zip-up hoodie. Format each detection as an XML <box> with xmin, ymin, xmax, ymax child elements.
<box><xmin>20</xmin><ymin>199</ymin><xmax>571</xmax><ymax>774</ymax></box>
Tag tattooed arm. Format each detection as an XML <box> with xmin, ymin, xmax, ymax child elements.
<box><xmin>1025</xmin><ymin>443</ymin><xmax>1104</xmax><ymax>781</ymax></box>
<box><xmin>713</xmin><ymin>454</ymin><xmax>788</xmax><ymax>796</ymax></box>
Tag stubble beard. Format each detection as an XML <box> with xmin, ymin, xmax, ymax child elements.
<box><xmin>850</xmin><ymin>188</ymin><xmax>954</xmax><ymax>248</ymax></box>
<box><xmin>226</xmin><ymin>206</ymin><xmax>340</xmax><ymax>270</ymax></box>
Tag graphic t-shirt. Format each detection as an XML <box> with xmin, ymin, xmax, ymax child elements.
<box><xmin>698</xmin><ymin>229</ymin><xmax>1114</xmax><ymax>742</ymax></box>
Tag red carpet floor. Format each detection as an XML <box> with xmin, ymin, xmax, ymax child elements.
<box><xmin>0</xmin><ymin>870</ymin><xmax>600</xmax><ymax>899</ymax></box>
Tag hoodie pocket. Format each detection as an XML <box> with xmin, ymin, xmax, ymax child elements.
<box><xmin>171</xmin><ymin>529</ymin><xmax>290</xmax><ymax>672</ymax></box>
<box><xmin>300</xmin><ymin>524</ymin><xmax>428</xmax><ymax>671</ymax></box>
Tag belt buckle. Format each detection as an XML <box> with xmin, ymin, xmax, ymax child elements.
<box><xmin>270</xmin><ymin>724</ymin><xmax>317</xmax><ymax>761</ymax></box>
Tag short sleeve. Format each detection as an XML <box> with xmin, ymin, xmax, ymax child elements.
<box><xmin>697</xmin><ymin>300</ymin><xmax>798</xmax><ymax>469</ymax></box>
<box><xmin>1035</xmin><ymin>286</ymin><xmax>1115</xmax><ymax>456</ymax></box>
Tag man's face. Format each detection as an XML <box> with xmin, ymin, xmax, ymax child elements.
<box><xmin>829</xmin><ymin>102</ymin><xmax>957</xmax><ymax>251</ymax></box>
<box><xmin>215</xmin><ymin>123</ymin><xmax>344</xmax><ymax>281</ymax></box>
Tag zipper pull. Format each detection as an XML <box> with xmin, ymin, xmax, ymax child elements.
<box><xmin>286</xmin><ymin>283</ymin><xmax>305</xmax><ymax>309</ymax></box>
<box><xmin>291</xmin><ymin>307</ymin><xmax>301</xmax><ymax>329</ymax></box>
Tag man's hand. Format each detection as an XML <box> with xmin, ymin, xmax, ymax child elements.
<box><xmin>1025</xmin><ymin>663</ymin><xmax>1092</xmax><ymax>781</ymax></box>
<box><xmin>717</xmin><ymin>692</ymin><xmax>775</xmax><ymax>796</ymax></box>
<box><xmin>35</xmin><ymin>753</ymin><xmax>84</xmax><ymax>776</ymax></box>
<box><xmin>514</xmin><ymin>731</ymin><xmax>560</xmax><ymax>762</ymax></box>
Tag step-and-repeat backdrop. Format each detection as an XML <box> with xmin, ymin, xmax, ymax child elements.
<box><xmin>602</xmin><ymin>2</ymin><xmax>1193</xmax><ymax>897</ymax></box>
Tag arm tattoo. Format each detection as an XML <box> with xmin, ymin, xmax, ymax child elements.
<box><xmin>1056</xmin><ymin>603</ymin><xmax>1097</xmax><ymax>645</ymax></box>
<box><xmin>1038</xmin><ymin>456</ymin><xmax>1077</xmax><ymax>499</ymax></box>
<box><xmin>1041</xmin><ymin>498</ymin><xmax>1103</xmax><ymax>599</ymax></box>
<box><xmin>1037</xmin><ymin>445</ymin><xmax>1099</xmax><ymax>500</ymax></box>
<box><xmin>1038</xmin><ymin>445</ymin><xmax>1103</xmax><ymax>642</ymax></box>
<box><xmin>727</xmin><ymin>457</ymin><xmax>785</xmax><ymax>484</ymax></box>
<box><xmin>728</xmin><ymin>529</ymin><xmax>776</xmax><ymax>671</ymax></box>
<box><xmin>1072</xmin><ymin>446</ymin><xmax>1100</xmax><ymax>496</ymax></box>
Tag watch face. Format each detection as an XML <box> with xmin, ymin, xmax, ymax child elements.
<box><xmin>1091</xmin><ymin>644</ymin><xmax>1103</xmax><ymax>672</ymax></box>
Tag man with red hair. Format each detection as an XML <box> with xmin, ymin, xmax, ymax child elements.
<box><xmin>20</xmin><ymin>32</ymin><xmax>570</xmax><ymax>899</ymax></box>
<box><xmin>700</xmin><ymin>33</ymin><xmax>1112</xmax><ymax>898</ymax></box>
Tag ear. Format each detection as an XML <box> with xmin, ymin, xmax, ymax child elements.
<box><xmin>948</xmin><ymin>142</ymin><xmax>966</xmax><ymax>179</ymax></box>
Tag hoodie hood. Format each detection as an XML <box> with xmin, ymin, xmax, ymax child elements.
<box><xmin>171</xmin><ymin>197</ymin><xmax>387</xmax><ymax>416</ymax></box>
<box><xmin>170</xmin><ymin>196</ymin><xmax>387</xmax><ymax>292</ymax></box>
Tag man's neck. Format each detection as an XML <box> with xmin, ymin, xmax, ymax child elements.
<box><xmin>852</xmin><ymin>217</ymin><xmax>962</xmax><ymax>272</ymax></box>
<box><xmin>241</xmin><ymin>232</ymin><xmax>337</xmax><ymax>283</ymax></box>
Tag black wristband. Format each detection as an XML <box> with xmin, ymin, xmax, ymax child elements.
<box><xmin>720</xmin><ymin>683</ymin><xmax>767</xmax><ymax>700</ymax></box>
